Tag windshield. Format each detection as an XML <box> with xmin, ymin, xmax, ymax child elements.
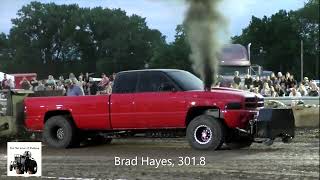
<box><xmin>218</xmin><ymin>44</ymin><xmax>248</xmax><ymax>61</ymax></box>
<box><xmin>167</xmin><ymin>71</ymin><xmax>204</xmax><ymax>91</ymax></box>
<box><xmin>219</xmin><ymin>66</ymin><xmax>250</xmax><ymax>76</ymax></box>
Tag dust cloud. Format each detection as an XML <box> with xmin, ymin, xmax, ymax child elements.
<box><xmin>184</xmin><ymin>0</ymin><xmax>229</xmax><ymax>90</ymax></box>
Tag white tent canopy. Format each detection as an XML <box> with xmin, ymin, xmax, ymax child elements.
<box><xmin>0</xmin><ymin>72</ymin><xmax>15</xmax><ymax>82</ymax></box>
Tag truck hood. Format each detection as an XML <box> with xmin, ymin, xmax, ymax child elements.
<box><xmin>211</xmin><ymin>87</ymin><xmax>262</xmax><ymax>99</ymax></box>
<box><xmin>188</xmin><ymin>87</ymin><xmax>262</xmax><ymax>100</ymax></box>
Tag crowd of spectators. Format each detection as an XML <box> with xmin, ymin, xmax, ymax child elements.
<box><xmin>0</xmin><ymin>72</ymin><xmax>116</xmax><ymax>96</ymax></box>
<box><xmin>1</xmin><ymin>71</ymin><xmax>319</xmax><ymax>97</ymax></box>
<box><xmin>227</xmin><ymin>71</ymin><xmax>319</xmax><ymax>97</ymax></box>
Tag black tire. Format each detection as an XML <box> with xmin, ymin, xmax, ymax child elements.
<box><xmin>27</xmin><ymin>160</ymin><xmax>37</xmax><ymax>174</ymax></box>
<box><xmin>43</xmin><ymin>115</ymin><xmax>76</xmax><ymax>148</ymax></box>
<box><xmin>187</xmin><ymin>115</ymin><xmax>225</xmax><ymax>150</ymax></box>
<box><xmin>226</xmin><ymin>136</ymin><xmax>253</xmax><ymax>149</ymax></box>
<box><xmin>16</xmin><ymin>167</ymin><xmax>23</xmax><ymax>174</ymax></box>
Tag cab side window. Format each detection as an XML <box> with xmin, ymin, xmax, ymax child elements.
<box><xmin>112</xmin><ymin>72</ymin><xmax>138</xmax><ymax>93</ymax></box>
<box><xmin>137</xmin><ymin>72</ymin><xmax>176</xmax><ymax>93</ymax></box>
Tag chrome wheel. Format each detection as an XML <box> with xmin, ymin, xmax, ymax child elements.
<box><xmin>56</xmin><ymin>128</ymin><xmax>64</xmax><ymax>140</ymax></box>
<box><xmin>194</xmin><ymin>125</ymin><xmax>212</xmax><ymax>145</ymax></box>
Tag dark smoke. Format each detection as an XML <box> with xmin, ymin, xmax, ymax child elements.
<box><xmin>184</xmin><ymin>0</ymin><xmax>228</xmax><ymax>90</ymax></box>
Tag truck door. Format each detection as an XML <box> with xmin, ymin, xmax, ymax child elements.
<box><xmin>134</xmin><ymin>71</ymin><xmax>187</xmax><ymax>128</ymax></box>
<box><xmin>110</xmin><ymin>72</ymin><xmax>141</xmax><ymax>129</ymax></box>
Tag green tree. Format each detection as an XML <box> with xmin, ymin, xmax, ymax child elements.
<box><xmin>151</xmin><ymin>25</ymin><xmax>192</xmax><ymax>72</ymax></box>
<box><xmin>232</xmin><ymin>0</ymin><xmax>319</xmax><ymax>80</ymax></box>
<box><xmin>4</xmin><ymin>2</ymin><xmax>166</xmax><ymax>78</ymax></box>
<box><xmin>0</xmin><ymin>33</ymin><xmax>13</xmax><ymax>71</ymax></box>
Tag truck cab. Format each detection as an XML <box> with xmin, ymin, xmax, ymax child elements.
<box><xmin>218</xmin><ymin>44</ymin><xmax>251</xmax><ymax>87</ymax></box>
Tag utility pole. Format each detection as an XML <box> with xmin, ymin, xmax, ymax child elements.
<box><xmin>316</xmin><ymin>43</ymin><xmax>319</xmax><ymax>79</ymax></box>
<box><xmin>247</xmin><ymin>43</ymin><xmax>251</xmax><ymax>63</ymax></box>
<box><xmin>300</xmin><ymin>40</ymin><xmax>303</xmax><ymax>82</ymax></box>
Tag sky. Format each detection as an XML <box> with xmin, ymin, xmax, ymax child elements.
<box><xmin>0</xmin><ymin>0</ymin><xmax>307</xmax><ymax>42</ymax></box>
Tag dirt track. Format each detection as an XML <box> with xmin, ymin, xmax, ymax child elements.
<box><xmin>0</xmin><ymin>128</ymin><xmax>319</xmax><ymax>180</ymax></box>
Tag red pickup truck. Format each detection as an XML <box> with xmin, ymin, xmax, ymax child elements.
<box><xmin>24</xmin><ymin>69</ymin><xmax>294</xmax><ymax>149</ymax></box>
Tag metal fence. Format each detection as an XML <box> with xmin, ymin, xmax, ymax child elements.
<box><xmin>264</xmin><ymin>96</ymin><xmax>320</xmax><ymax>106</ymax></box>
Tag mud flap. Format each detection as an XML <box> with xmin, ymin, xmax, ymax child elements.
<box><xmin>255</xmin><ymin>108</ymin><xmax>295</xmax><ymax>139</ymax></box>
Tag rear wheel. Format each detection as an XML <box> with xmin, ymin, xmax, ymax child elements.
<box><xmin>43</xmin><ymin>115</ymin><xmax>77</xmax><ymax>148</ymax></box>
<box><xmin>27</xmin><ymin>160</ymin><xmax>37</xmax><ymax>174</ymax></box>
<box><xmin>187</xmin><ymin>115</ymin><xmax>225</xmax><ymax>150</ymax></box>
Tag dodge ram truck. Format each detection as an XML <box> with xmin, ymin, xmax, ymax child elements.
<box><xmin>24</xmin><ymin>69</ymin><xmax>295</xmax><ymax>150</ymax></box>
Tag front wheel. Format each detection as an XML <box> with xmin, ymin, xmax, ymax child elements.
<box><xmin>16</xmin><ymin>167</ymin><xmax>23</xmax><ymax>174</ymax></box>
<box><xmin>187</xmin><ymin>115</ymin><xmax>225</xmax><ymax>150</ymax></box>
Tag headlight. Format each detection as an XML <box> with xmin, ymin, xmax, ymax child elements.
<box><xmin>225</xmin><ymin>102</ymin><xmax>242</xmax><ymax>109</ymax></box>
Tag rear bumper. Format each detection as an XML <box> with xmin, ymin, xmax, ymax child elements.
<box><xmin>254</xmin><ymin>108</ymin><xmax>295</xmax><ymax>139</ymax></box>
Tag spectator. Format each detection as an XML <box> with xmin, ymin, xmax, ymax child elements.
<box><xmin>78</xmin><ymin>76</ymin><xmax>85</xmax><ymax>88</ymax></box>
<box><xmin>84</xmin><ymin>72</ymin><xmax>90</xmax><ymax>83</ymax></box>
<box><xmin>45</xmin><ymin>85</ymin><xmax>54</xmax><ymax>91</ymax></box>
<box><xmin>35</xmin><ymin>81</ymin><xmax>46</xmax><ymax>91</ymax></box>
<box><xmin>88</xmin><ymin>77</ymin><xmax>98</xmax><ymax>95</ymax></box>
<box><xmin>230</xmin><ymin>82</ymin><xmax>240</xmax><ymax>89</ymax></box>
<box><xmin>277</xmin><ymin>72</ymin><xmax>283</xmax><ymax>78</ymax></box>
<box><xmin>308</xmin><ymin>82</ymin><xmax>319</xmax><ymax>96</ymax></box>
<box><xmin>105</xmin><ymin>84</ymin><xmax>112</xmax><ymax>94</ymax></box>
<box><xmin>65</xmin><ymin>79</ymin><xmax>84</xmax><ymax>96</ymax></box>
<box><xmin>253</xmin><ymin>76</ymin><xmax>263</xmax><ymax>92</ymax></box>
<box><xmin>98</xmin><ymin>73</ymin><xmax>109</xmax><ymax>91</ymax></box>
<box><xmin>297</xmin><ymin>83</ymin><xmax>307</xmax><ymax>96</ymax></box>
<box><xmin>279</xmin><ymin>75</ymin><xmax>287</xmax><ymax>86</ymax></box>
<box><xmin>69</xmin><ymin>73</ymin><xmax>75</xmax><ymax>79</ymax></box>
<box><xmin>265</xmin><ymin>76</ymin><xmax>273</xmax><ymax>88</ymax></box>
<box><xmin>302</xmin><ymin>77</ymin><xmax>309</xmax><ymax>86</ymax></box>
<box><xmin>253</xmin><ymin>87</ymin><xmax>260</xmax><ymax>94</ymax></box>
<box><xmin>30</xmin><ymin>77</ymin><xmax>39</xmax><ymax>91</ymax></box>
<box><xmin>286</xmin><ymin>75</ymin><xmax>297</xmax><ymax>89</ymax></box>
<box><xmin>71</xmin><ymin>78</ymin><xmax>84</xmax><ymax>94</ymax></box>
<box><xmin>270</xmin><ymin>72</ymin><xmax>277</xmax><ymax>84</ymax></box>
<box><xmin>285</xmin><ymin>72</ymin><xmax>291</xmax><ymax>80</ymax></box>
<box><xmin>244</xmin><ymin>74</ymin><xmax>253</xmax><ymax>89</ymax></box>
<box><xmin>289</xmin><ymin>88</ymin><xmax>301</xmax><ymax>97</ymax></box>
<box><xmin>1</xmin><ymin>74</ymin><xmax>9</xmax><ymax>89</ymax></box>
<box><xmin>56</xmin><ymin>80</ymin><xmax>66</xmax><ymax>94</ymax></box>
<box><xmin>274</xmin><ymin>84</ymin><xmax>286</xmax><ymax>97</ymax></box>
<box><xmin>59</xmin><ymin>75</ymin><xmax>64</xmax><ymax>82</ymax></box>
<box><xmin>79</xmin><ymin>72</ymin><xmax>84</xmax><ymax>79</ymax></box>
<box><xmin>270</xmin><ymin>86</ymin><xmax>279</xmax><ymax>97</ymax></box>
<box><xmin>46</xmin><ymin>75</ymin><xmax>56</xmax><ymax>87</ymax></box>
<box><xmin>260</xmin><ymin>82</ymin><xmax>271</xmax><ymax>97</ymax></box>
<box><xmin>7</xmin><ymin>79</ymin><xmax>15</xmax><ymax>89</ymax></box>
<box><xmin>109</xmin><ymin>73</ymin><xmax>116</xmax><ymax>87</ymax></box>
<box><xmin>19</xmin><ymin>77</ymin><xmax>32</xmax><ymax>90</ymax></box>
<box><xmin>233</xmin><ymin>71</ymin><xmax>241</xmax><ymax>86</ymax></box>
<box><xmin>281</xmin><ymin>83</ymin><xmax>289</xmax><ymax>96</ymax></box>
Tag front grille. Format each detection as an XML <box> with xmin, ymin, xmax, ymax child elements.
<box><xmin>245</xmin><ymin>97</ymin><xmax>264</xmax><ymax>109</ymax></box>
